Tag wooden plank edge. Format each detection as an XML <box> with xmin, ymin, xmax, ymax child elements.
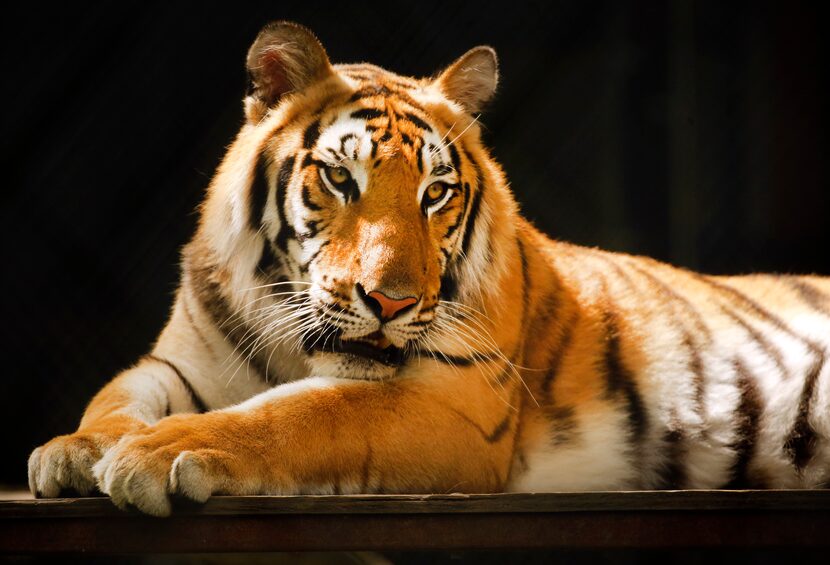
<box><xmin>2</xmin><ymin>490</ymin><xmax>830</xmax><ymax>519</ymax></box>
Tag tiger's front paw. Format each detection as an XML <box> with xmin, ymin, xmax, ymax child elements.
<box><xmin>28</xmin><ymin>431</ymin><xmax>125</xmax><ymax>498</ymax></box>
<box><xmin>92</xmin><ymin>414</ymin><xmax>239</xmax><ymax>517</ymax></box>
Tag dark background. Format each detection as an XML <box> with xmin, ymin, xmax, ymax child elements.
<box><xmin>1</xmin><ymin>0</ymin><xmax>826</xmax><ymax>488</ymax></box>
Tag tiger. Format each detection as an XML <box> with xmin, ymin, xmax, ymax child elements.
<box><xmin>27</xmin><ymin>21</ymin><xmax>830</xmax><ymax>517</ymax></box>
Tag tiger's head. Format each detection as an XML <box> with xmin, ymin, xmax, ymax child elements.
<box><xmin>191</xmin><ymin>22</ymin><xmax>520</xmax><ymax>381</ymax></box>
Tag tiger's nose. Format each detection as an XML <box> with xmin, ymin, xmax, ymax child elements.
<box><xmin>356</xmin><ymin>284</ymin><xmax>419</xmax><ymax>322</ymax></box>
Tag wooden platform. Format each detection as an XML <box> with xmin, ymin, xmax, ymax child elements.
<box><xmin>2</xmin><ymin>490</ymin><xmax>830</xmax><ymax>553</ymax></box>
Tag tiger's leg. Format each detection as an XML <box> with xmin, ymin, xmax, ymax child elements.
<box><xmin>93</xmin><ymin>365</ymin><xmax>520</xmax><ymax>516</ymax></box>
<box><xmin>27</xmin><ymin>290</ymin><xmax>233</xmax><ymax>498</ymax></box>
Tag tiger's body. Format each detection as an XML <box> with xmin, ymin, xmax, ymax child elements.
<box><xmin>29</xmin><ymin>22</ymin><xmax>830</xmax><ymax>516</ymax></box>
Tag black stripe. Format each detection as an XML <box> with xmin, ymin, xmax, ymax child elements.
<box><xmin>347</xmin><ymin>85</ymin><xmax>426</xmax><ymax>112</ymax></box>
<box><xmin>659</xmin><ymin>427</ymin><xmax>687</xmax><ymax>489</ymax></box>
<box><xmin>185</xmin><ymin>244</ymin><xmax>272</xmax><ymax>382</ymax></box>
<box><xmin>460</xmin><ymin>150</ymin><xmax>484</xmax><ymax>258</ymax></box>
<box><xmin>339</xmin><ymin>178</ymin><xmax>360</xmax><ymax>203</ymax></box>
<box><xmin>386</xmin><ymin>78</ymin><xmax>419</xmax><ymax>90</ymax></box>
<box><xmin>181</xmin><ymin>292</ymin><xmax>215</xmax><ymax>358</ymax></box>
<box><xmin>681</xmin><ymin>330</ymin><xmax>706</xmax><ymax>417</ymax></box>
<box><xmin>349</xmin><ymin>85</ymin><xmax>392</xmax><ymax>102</ymax></box>
<box><xmin>305</xmin><ymin>156</ymin><xmax>339</xmax><ymax>172</ymax></box>
<box><xmin>339</xmin><ymin>133</ymin><xmax>359</xmax><ymax>157</ymax></box>
<box><xmin>542</xmin><ymin>311</ymin><xmax>578</xmax><ymax>397</ymax></box>
<box><xmin>248</xmin><ymin>153</ymin><xmax>271</xmax><ymax>231</ymax></box>
<box><xmin>698</xmin><ymin>274</ymin><xmax>826</xmax><ymax>473</ymax></box>
<box><xmin>322</xmin><ymin>285</ymin><xmax>352</xmax><ymax>303</ymax></box>
<box><xmin>302</xmin><ymin>119</ymin><xmax>321</xmax><ymax>149</ymax></box>
<box><xmin>594</xmin><ymin>254</ymin><xmax>698</xmax><ymax>487</ymax></box>
<box><xmin>545</xmin><ymin>405</ymin><xmax>577</xmax><ymax>446</ymax></box>
<box><xmin>517</xmin><ymin>238</ymin><xmax>530</xmax><ymax>330</ymax></box>
<box><xmin>602</xmin><ymin>310</ymin><xmax>648</xmax><ymax>445</ymax></box>
<box><xmin>146</xmin><ymin>354</ymin><xmax>208</xmax><ymax>414</ymax></box>
<box><xmin>301</xmin><ymin>185</ymin><xmax>322</xmax><ymax>211</ymax></box>
<box><xmin>723</xmin><ymin>358</ymin><xmax>764</xmax><ymax>488</ymax></box>
<box><xmin>438</xmin><ymin>146</ymin><xmax>483</xmax><ymax>302</ymax></box>
<box><xmin>460</xmin><ymin>188</ymin><xmax>483</xmax><ymax>258</ymax></box>
<box><xmin>785</xmin><ymin>276</ymin><xmax>830</xmax><ymax>317</ymax></box>
<box><xmin>256</xmin><ymin>239</ymin><xmax>282</xmax><ymax>275</ymax></box>
<box><xmin>697</xmin><ymin>275</ymin><xmax>794</xmax><ymax>337</ymax></box>
<box><xmin>420</xmin><ymin>350</ymin><xmax>499</xmax><ymax>367</ymax></box>
<box><xmin>722</xmin><ymin>305</ymin><xmax>790</xmax><ymax>378</ymax></box>
<box><xmin>598</xmin><ymin>254</ymin><xmax>637</xmax><ymax>289</ymax></box>
<box><xmin>297</xmin><ymin>219</ymin><xmax>325</xmax><ymax>243</ymax></box>
<box><xmin>627</xmin><ymin>262</ymin><xmax>712</xmax><ymax>341</ymax></box>
<box><xmin>423</xmin><ymin>351</ymin><xmax>474</xmax><ymax>366</ymax></box>
<box><xmin>275</xmin><ymin>156</ymin><xmax>297</xmax><ymax>253</ymax></box>
<box><xmin>439</xmin><ymin>270</ymin><xmax>458</xmax><ymax>301</ymax></box>
<box><xmin>350</xmin><ymin>108</ymin><xmax>386</xmax><ymax>121</ymax></box>
<box><xmin>299</xmin><ymin>240</ymin><xmax>330</xmax><ymax>274</ymax></box>
<box><xmin>448</xmin><ymin>143</ymin><xmax>461</xmax><ymax>173</ymax></box>
<box><xmin>622</xmin><ymin>261</ymin><xmax>708</xmax><ymax>429</ymax></box>
<box><xmin>529</xmin><ymin>279</ymin><xmax>562</xmax><ymax>343</ymax></box>
<box><xmin>784</xmin><ymin>357</ymin><xmax>822</xmax><ymax>472</ymax></box>
<box><xmin>444</xmin><ymin>182</ymin><xmax>470</xmax><ymax>240</ymax></box>
<box><xmin>443</xmin><ymin>400</ymin><xmax>514</xmax><ymax>445</ymax></box>
<box><xmin>485</xmin><ymin>412</ymin><xmax>512</xmax><ymax>443</ymax></box>
<box><xmin>403</xmin><ymin>112</ymin><xmax>433</xmax><ymax>132</ymax></box>
<box><xmin>432</xmin><ymin>164</ymin><xmax>453</xmax><ymax>177</ymax></box>
<box><xmin>439</xmin><ymin>247</ymin><xmax>452</xmax><ymax>265</ymax></box>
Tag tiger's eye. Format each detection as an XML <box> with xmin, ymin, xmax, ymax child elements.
<box><xmin>425</xmin><ymin>182</ymin><xmax>447</xmax><ymax>204</ymax></box>
<box><xmin>327</xmin><ymin>166</ymin><xmax>351</xmax><ymax>185</ymax></box>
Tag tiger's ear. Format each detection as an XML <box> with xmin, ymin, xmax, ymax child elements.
<box><xmin>434</xmin><ymin>46</ymin><xmax>499</xmax><ymax>114</ymax></box>
<box><xmin>245</xmin><ymin>21</ymin><xmax>333</xmax><ymax>123</ymax></box>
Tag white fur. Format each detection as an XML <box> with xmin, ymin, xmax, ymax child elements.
<box><xmin>510</xmin><ymin>406</ymin><xmax>639</xmax><ymax>491</ymax></box>
<box><xmin>315</xmin><ymin>112</ymin><xmax>372</xmax><ymax>194</ymax></box>
<box><xmin>223</xmin><ymin>376</ymin><xmax>348</xmax><ymax>412</ymax></box>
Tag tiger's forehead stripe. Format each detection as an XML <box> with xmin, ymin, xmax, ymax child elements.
<box><xmin>309</xmin><ymin>91</ymin><xmax>456</xmax><ymax>181</ymax></box>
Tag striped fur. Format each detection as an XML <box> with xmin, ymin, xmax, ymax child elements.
<box><xmin>28</xmin><ymin>22</ymin><xmax>830</xmax><ymax>516</ymax></box>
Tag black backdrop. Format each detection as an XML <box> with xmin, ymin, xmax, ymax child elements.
<box><xmin>1</xmin><ymin>1</ymin><xmax>826</xmax><ymax>485</ymax></box>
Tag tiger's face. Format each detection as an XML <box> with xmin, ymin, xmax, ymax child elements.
<box><xmin>205</xmin><ymin>22</ymin><xmax>506</xmax><ymax>381</ymax></box>
<box><xmin>288</xmin><ymin>94</ymin><xmax>466</xmax><ymax>377</ymax></box>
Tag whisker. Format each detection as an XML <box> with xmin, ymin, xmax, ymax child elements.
<box><xmin>430</xmin><ymin>121</ymin><xmax>457</xmax><ymax>157</ymax></box>
<box><xmin>239</xmin><ymin>280</ymin><xmax>314</xmax><ymax>293</ymax></box>
<box><xmin>427</xmin><ymin>303</ymin><xmax>538</xmax><ymax>408</ymax></box>
<box><xmin>431</xmin><ymin>115</ymin><xmax>480</xmax><ymax>157</ymax></box>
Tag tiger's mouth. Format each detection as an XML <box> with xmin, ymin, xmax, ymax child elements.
<box><xmin>306</xmin><ymin>331</ymin><xmax>405</xmax><ymax>367</ymax></box>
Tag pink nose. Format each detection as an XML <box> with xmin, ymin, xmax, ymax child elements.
<box><xmin>363</xmin><ymin>289</ymin><xmax>418</xmax><ymax>321</ymax></box>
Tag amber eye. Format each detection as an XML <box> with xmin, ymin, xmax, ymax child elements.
<box><xmin>325</xmin><ymin>166</ymin><xmax>351</xmax><ymax>185</ymax></box>
<box><xmin>423</xmin><ymin>182</ymin><xmax>449</xmax><ymax>207</ymax></box>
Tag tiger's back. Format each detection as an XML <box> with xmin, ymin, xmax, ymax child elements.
<box><xmin>513</xmin><ymin>229</ymin><xmax>830</xmax><ymax>490</ymax></box>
